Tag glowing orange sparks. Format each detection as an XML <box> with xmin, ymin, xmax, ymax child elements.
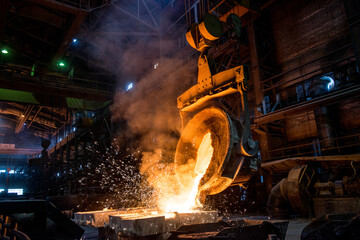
<box><xmin>163</xmin><ymin>132</ymin><xmax>213</xmax><ymax>213</ymax></box>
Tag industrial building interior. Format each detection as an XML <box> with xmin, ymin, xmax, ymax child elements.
<box><xmin>0</xmin><ymin>0</ymin><xmax>360</xmax><ymax>239</ymax></box>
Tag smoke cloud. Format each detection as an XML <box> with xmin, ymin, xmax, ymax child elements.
<box><xmin>80</xmin><ymin>2</ymin><xmax>199</xmax><ymax>209</ymax></box>
<box><xmin>110</xmin><ymin>55</ymin><xmax>197</xmax><ymax>208</ymax></box>
<box><xmin>111</xmin><ymin>56</ymin><xmax>196</xmax><ymax>145</ymax></box>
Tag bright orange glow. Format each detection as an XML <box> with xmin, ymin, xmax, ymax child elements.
<box><xmin>113</xmin><ymin>209</ymin><xmax>177</xmax><ymax>220</ymax></box>
<box><xmin>159</xmin><ymin>132</ymin><xmax>213</xmax><ymax>213</ymax></box>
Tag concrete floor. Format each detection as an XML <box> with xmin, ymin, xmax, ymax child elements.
<box><xmin>81</xmin><ymin>218</ymin><xmax>313</xmax><ymax>240</ymax></box>
<box><xmin>285</xmin><ymin>219</ymin><xmax>312</xmax><ymax>240</ymax></box>
<box><xmin>81</xmin><ymin>226</ymin><xmax>99</xmax><ymax>240</ymax></box>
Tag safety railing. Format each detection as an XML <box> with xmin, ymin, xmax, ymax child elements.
<box><xmin>261</xmin><ymin>44</ymin><xmax>355</xmax><ymax>92</ymax></box>
<box><xmin>262</xmin><ymin>133</ymin><xmax>360</xmax><ymax>161</ymax></box>
<box><xmin>0</xmin><ymin>64</ymin><xmax>115</xmax><ymax>96</ymax></box>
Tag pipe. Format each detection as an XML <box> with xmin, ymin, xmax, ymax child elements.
<box><xmin>271</xmin><ymin>93</ymin><xmax>281</xmax><ymax>112</ymax></box>
<box><xmin>266</xmin><ymin>178</ymin><xmax>291</xmax><ymax>218</ymax></box>
<box><xmin>314</xmin><ymin>107</ymin><xmax>334</xmax><ymax>148</ymax></box>
<box><xmin>350</xmin><ymin>160</ymin><xmax>357</xmax><ymax>180</ymax></box>
<box><xmin>0</xmin><ymin>108</ymin><xmax>57</xmax><ymax>128</ymax></box>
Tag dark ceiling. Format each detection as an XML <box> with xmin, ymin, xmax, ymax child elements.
<box><xmin>0</xmin><ymin>0</ymin><xmax>264</xmax><ymax>144</ymax></box>
<box><xmin>0</xmin><ymin>0</ymin><xmax>180</xmax><ymax>140</ymax></box>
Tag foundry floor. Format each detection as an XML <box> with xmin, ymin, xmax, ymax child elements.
<box><xmin>81</xmin><ymin>218</ymin><xmax>312</xmax><ymax>240</ymax></box>
<box><xmin>285</xmin><ymin>218</ymin><xmax>312</xmax><ymax>240</ymax></box>
<box><xmin>81</xmin><ymin>226</ymin><xmax>99</xmax><ymax>239</ymax></box>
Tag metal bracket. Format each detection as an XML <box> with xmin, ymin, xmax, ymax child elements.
<box><xmin>197</xmin><ymin>53</ymin><xmax>213</xmax><ymax>92</ymax></box>
<box><xmin>236</xmin><ymin>68</ymin><xmax>259</xmax><ymax>157</ymax></box>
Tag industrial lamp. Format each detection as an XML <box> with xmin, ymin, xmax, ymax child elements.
<box><xmin>1</xmin><ymin>49</ymin><xmax>8</xmax><ymax>54</ymax></box>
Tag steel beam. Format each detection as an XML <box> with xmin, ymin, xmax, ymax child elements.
<box><xmin>15</xmin><ymin>105</ymin><xmax>34</xmax><ymax>133</ymax></box>
<box><xmin>0</xmin><ymin>148</ymin><xmax>42</xmax><ymax>155</ymax></box>
<box><xmin>53</xmin><ymin>11</ymin><xmax>88</xmax><ymax>62</ymax></box>
<box><xmin>248</xmin><ymin>22</ymin><xmax>263</xmax><ymax>117</ymax></box>
<box><xmin>27</xmin><ymin>0</ymin><xmax>89</xmax><ymax>14</ymax></box>
<box><xmin>10</xmin><ymin>25</ymin><xmax>56</xmax><ymax>46</ymax></box>
<box><xmin>0</xmin><ymin>73</ymin><xmax>113</xmax><ymax>102</ymax></box>
<box><xmin>95</xmin><ymin>31</ymin><xmax>159</xmax><ymax>37</ymax></box>
<box><xmin>111</xmin><ymin>2</ymin><xmax>159</xmax><ymax>32</ymax></box>
<box><xmin>162</xmin><ymin>0</ymin><xmax>199</xmax><ymax>35</ymax></box>
<box><xmin>255</xmin><ymin>85</ymin><xmax>360</xmax><ymax>124</ymax></box>
<box><xmin>28</xmin><ymin>106</ymin><xmax>43</xmax><ymax>129</ymax></box>
<box><xmin>142</xmin><ymin>0</ymin><xmax>159</xmax><ymax>28</ymax></box>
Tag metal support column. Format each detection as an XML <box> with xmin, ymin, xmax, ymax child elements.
<box><xmin>343</xmin><ymin>0</ymin><xmax>360</xmax><ymax>71</ymax></box>
<box><xmin>248</xmin><ymin>22</ymin><xmax>263</xmax><ymax>117</ymax></box>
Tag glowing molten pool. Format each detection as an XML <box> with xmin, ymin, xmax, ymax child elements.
<box><xmin>161</xmin><ymin>132</ymin><xmax>213</xmax><ymax>213</ymax></box>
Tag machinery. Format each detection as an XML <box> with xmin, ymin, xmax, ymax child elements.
<box><xmin>265</xmin><ymin>160</ymin><xmax>360</xmax><ymax>219</ymax></box>
<box><xmin>175</xmin><ymin>13</ymin><xmax>259</xmax><ymax>200</ymax></box>
<box><xmin>176</xmin><ymin>13</ymin><xmax>360</xmax><ymax>221</ymax></box>
<box><xmin>71</xmin><ymin>13</ymin><xmax>266</xmax><ymax>240</ymax></box>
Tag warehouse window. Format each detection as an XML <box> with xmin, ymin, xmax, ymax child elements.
<box><xmin>0</xmin><ymin>189</ymin><xmax>24</xmax><ymax>195</ymax></box>
<box><xmin>8</xmin><ymin>189</ymin><xmax>23</xmax><ymax>195</ymax></box>
<box><xmin>296</xmin><ymin>85</ymin><xmax>305</xmax><ymax>102</ymax></box>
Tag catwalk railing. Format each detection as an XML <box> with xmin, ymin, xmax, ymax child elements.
<box><xmin>0</xmin><ymin>64</ymin><xmax>115</xmax><ymax>100</ymax></box>
<box><xmin>261</xmin><ymin>44</ymin><xmax>356</xmax><ymax>93</ymax></box>
<box><xmin>262</xmin><ymin>133</ymin><xmax>360</xmax><ymax>161</ymax></box>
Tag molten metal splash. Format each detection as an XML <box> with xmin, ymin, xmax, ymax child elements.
<box><xmin>162</xmin><ymin>132</ymin><xmax>213</xmax><ymax>213</ymax></box>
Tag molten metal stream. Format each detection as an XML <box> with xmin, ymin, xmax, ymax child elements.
<box><xmin>164</xmin><ymin>132</ymin><xmax>213</xmax><ymax>212</ymax></box>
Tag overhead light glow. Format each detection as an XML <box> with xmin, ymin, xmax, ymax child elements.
<box><xmin>73</xmin><ymin>38</ymin><xmax>77</xmax><ymax>43</ymax></box>
<box><xmin>1</xmin><ymin>49</ymin><xmax>8</xmax><ymax>54</ymax></box>
<box><xmin>327</xmin><ymin>77</ymin><xmax>335</xmax><ymax>90</ymax></box>
<box><xmin>321</xmin><ymin>76</ymin><xmax>335</xmax><ymax>91</ymax></box>
<box><xmin>8</xmin><ymin>189</ymin><xmax>23</xmax><ymax>195</ymax></box>
<box><xmin>58</xmin><ymin>62</ymin><xmax>65</xmax><ymax>67</ymax></box>
<box><xmin>21</xmin><ymin>114</ymin><xmax>25</xmax><ymax>118</ymax></box>
<box><xmin>127</xmin><ymin>83</ymin><xmax>133</xmax><ymax>91</ymax></box>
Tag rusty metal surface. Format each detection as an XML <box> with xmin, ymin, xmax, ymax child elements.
<box><xmin>301</xmin><ymin>214</ymin><xmax>360</xmax><ymax>240</ymax></box>
<box><xmin>109</xmin><ymin>210</ymin><xmax>218</xmax><ymax>237</ymax></box>
<box><xmin>74</xmin><ymin>209</ymin><xmax>218</xmax><ymax>237</ymax></box>
<box><xmin>169</xmin><ymin>217</ymin><xmax>289</xmax><ymax>240</ymax></box>
<box><xmin>76</xmin><ymin>211</ymin><xmax>291</xmax><ymax>240</ymax></box>
<box><xmin>286</xmin><ymin>165</ymin><xmax>315</xmax><ymax>217</ymax></box>
<box><xmin>177</xmin><ymin>65</ymin><xmax>244</xmax><ymax>111</ymax></box>
<box><xmin>313</xmin><ymin>197</ymin><xmax>360</xmax><ymax>218</ymax></box>
<box><xmin>74</xmin><ymin>210</ymin><xmax>122</xmax><ymax>228</ymax></box>
<box><xmin>113</xmin><ymin>215</ymin><xmax>165</xmax><ymax>237</ymax></box>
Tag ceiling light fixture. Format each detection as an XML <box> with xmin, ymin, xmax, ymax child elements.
<box><xmin>127</xmin><ymin>83</ymin><xmax>133</xmax><ymax>91</ymax></box>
